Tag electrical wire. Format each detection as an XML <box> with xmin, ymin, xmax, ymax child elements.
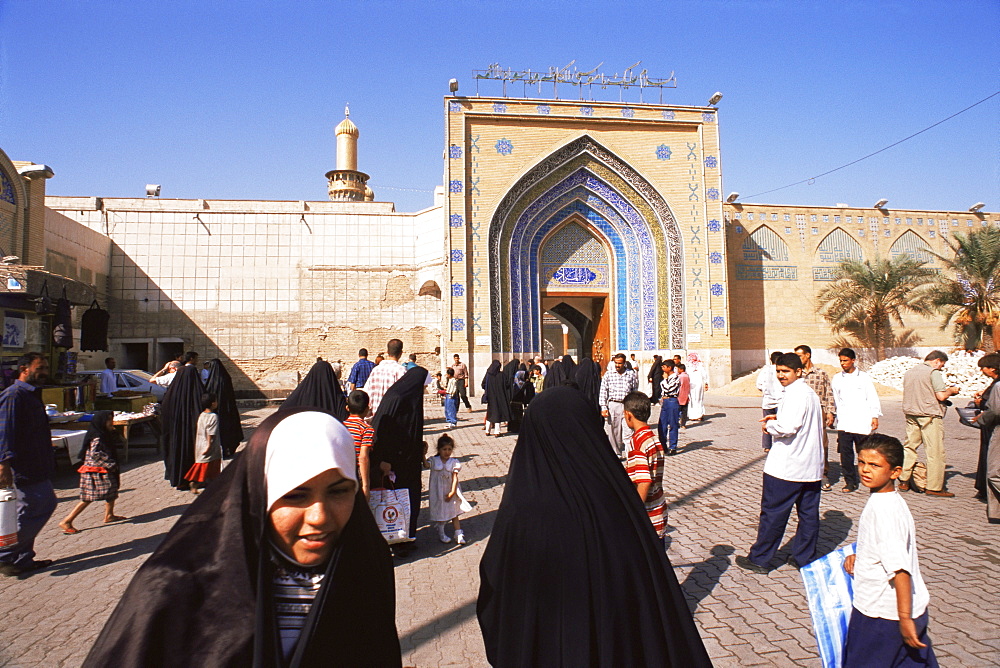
<box><xmin>743</xmin><ymin>90</ymin><xmax>1000</xmax><ymax>200</ymax></box>
<box><xmin>369</xmin><ymin>184</ymin><xmax>436</xmax><ymax>193</ymax></box>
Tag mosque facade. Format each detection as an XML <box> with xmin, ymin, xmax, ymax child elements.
<box><xmin>1</xmin><ymin>96</ymin><xmax>995</xmax><ymax>396</ymax></box>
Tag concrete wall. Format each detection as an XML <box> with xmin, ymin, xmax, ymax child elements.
<box><xmin>46</xmin><ymin>196</ymin><xmax>446</xmax><ymax>396</ymax></box>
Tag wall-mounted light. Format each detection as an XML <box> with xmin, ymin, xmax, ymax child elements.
<box><xmin>145</xmin><ymin>184</ymin><xmax>161</xmax><ymax>198</ymax></box>
<box><xmin>708</xmin><ymin>91</ymin><xmax>723</xmax><ymax>106</ymax></box>
<box><xmin>726</xmin><ymin>192</ymin><xmax>739</xmax><ymax>203</ymax></box>
<box><xmin>874</xmin><ymin>198</ymin><xmax>888</xmax><ymax>209</ymax></box>
<box><xmin>970</xmin><ymin>202</ymin><xmax>986</xmax><ymax>212</ymax></box>
<box><xmin>449</xmin><ymin>78</ymin><xmax>459</xmax><ymax>93</ymax></box>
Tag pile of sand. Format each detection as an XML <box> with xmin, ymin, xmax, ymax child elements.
<box><xmin>713</xmin><ymin>364</ymin><xmax>902</xmax><ymax>398</ymax></box>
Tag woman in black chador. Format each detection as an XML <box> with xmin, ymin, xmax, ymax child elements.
<box><xmin>84</xmin><ymin>408</ymin><xmax>401</xmax><ymax>667</ymax></box>
<box><xmin>283</xmin><ymin>358</ymin><xmax>348</xmax><ymax>422</ymax></box>
<box><xmin>574</xmin><ymin>357</ymin><xmax>601</xmax><ymax>408</ymax></box>
<box><xmin>160</xmin><ymin>364</ymin><xmax>204</xmax><ymax>490</ymax></box>
<box><xmin>204</xmin><ymin>358</ymin><xmax>244</xmax><ymax>456</ymax></box>
<box><xmin>478</xmin><ymin>387</ymin><xmax>713</xmax><ymax>667</ymax></box>
<box><xmin>482</xmin><ymin>360</ymin><xmax>512</xmax><ymax>436</ymax></box>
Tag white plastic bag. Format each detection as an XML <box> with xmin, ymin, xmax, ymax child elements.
<box><xmin>368</xmin><ymin>486</ymin><xmax>413</xmax><ymax>544</ymax></box>
<box><xmin>0</xmin><ymin>487</ymin><xmax>18</xmax><ymax>548</ymax></box>
<box><xmin>800</xmin><ymin>543</ymin><xmax>856</xmax><ymax>668</ymax></box>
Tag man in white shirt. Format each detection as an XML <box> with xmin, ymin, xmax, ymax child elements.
<box><xmin>831</xmin><ymin>347</ymin><xmax>882</xmax><ymax>493</ymax></box>
<box><xmin>99</xmin><ymin>357</ymin><xmax>117</xmax><ymax>396</ymax></box>
<box><xmin>756</xmin><ymin>351</ymin><xmax>784</xmax><ymax>451</ymax></box>
<box><xmin>737</xmin><ymin>352</ymin><xmax>824</xmax><ymax>573</ymax></box>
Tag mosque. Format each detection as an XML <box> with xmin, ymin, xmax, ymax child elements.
<box><xmin>1</xmin><ymin>88</ymin><xmax>995</xmax><ymax>397</ymax></box>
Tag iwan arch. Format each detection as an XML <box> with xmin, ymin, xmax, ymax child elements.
<box><xmin>446</xmin><ymin>97</ymin><xmax>730</xmax><ymax>384</ymax></box>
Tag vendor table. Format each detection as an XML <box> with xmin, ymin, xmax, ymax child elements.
<box><xmin>113</xmin><ymin>414</ymin><xmax>160</xmax><ymax>463</ymax></box>
<box><xmin>50</xmin><ymin>429</ymin><xmax>88</xmax><ymax>462</ymax></box>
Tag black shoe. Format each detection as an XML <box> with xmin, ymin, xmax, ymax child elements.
<box><xmin>735</xmin><ymin>555</ymin><xmax>769</xmax><ymax>574</ymax></box>
<box><xmin>0</xmin><ymin>559</ymin><xmax>52</xmax><ymax>576</ymax></box>
<box><xmin>667</xmin><ymin>449</ymin><xmax>677</xmax><ymax>456</ymax></box>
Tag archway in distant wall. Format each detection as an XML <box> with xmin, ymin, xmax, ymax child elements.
<box><xmin>488</xmin><ymin>135</ymin><xmax>684</xmax><ymax>358</ymax></box>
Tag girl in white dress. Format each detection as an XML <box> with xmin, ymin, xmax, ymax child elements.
<box><xmin>426</xmin><ymin>434</ymin><xmax>472</xmax><ymax>544</ymax></box>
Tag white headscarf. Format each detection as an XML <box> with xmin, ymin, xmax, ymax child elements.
<box><xmin>264</xmin><ymin>411</ymin><xmax>357</xmax><ymax>512</ymax></box>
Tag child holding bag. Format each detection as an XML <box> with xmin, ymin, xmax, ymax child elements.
<box><xmin>426</xmin><ymin>434</ymin><xmax>471</xmax><ymax>544</ymax></box>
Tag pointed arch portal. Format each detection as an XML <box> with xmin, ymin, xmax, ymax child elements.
<box><xmin>488</xmin><ymin>136</ymin><xmax>684</xmax><ymax>357</ymax></box>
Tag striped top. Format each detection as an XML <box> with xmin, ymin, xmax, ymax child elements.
<box><xmin>626</xmin><ymin>425</ymin><xmax>667</xmax><ymax>537</ymax></box>
<box><xmin>661</xmin><ymin>372</ymin><xmax>681</xmax><ymax>398</ymax></box>
<box><xmin>272</xmin><ymin>561</ymin><xmax>325</xmax><ymax>660</ymax></box>
<box><xmin>344</xmin><ymin>415</ymin><xmax>374</xmax><ymax>461</ymax></box>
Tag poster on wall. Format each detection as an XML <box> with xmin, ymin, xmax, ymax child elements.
<box><xmin>3</xmin><ymin>312</ymin><xmax>25</xmax><ymax>349</ymax></box>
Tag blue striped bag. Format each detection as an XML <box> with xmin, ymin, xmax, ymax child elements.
<box><xmin>800</xmin><ymin>543</ymin><xmax>856</xmax><ymax>668</ymax></box>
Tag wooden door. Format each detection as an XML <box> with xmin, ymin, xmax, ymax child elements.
<box><xmin>591</xmin><ymin>296</ymin><xmax>609</xmax><ymax>365</ymax></box>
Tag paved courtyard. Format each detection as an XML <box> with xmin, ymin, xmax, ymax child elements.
<box><xmin>0</xmin><ymin>393</ymin><xmax>997</xmax><ymax>667</ymax></box>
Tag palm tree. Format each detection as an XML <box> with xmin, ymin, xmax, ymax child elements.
<box><xmin>816</xmin><ymin>256</ymin><xmax>937</xmax><ymax>360</ymax></box>
<box><xmin>928</xmin><ymin>227</ymin><xmax>1000</xmax><ymax>350</ymax></box>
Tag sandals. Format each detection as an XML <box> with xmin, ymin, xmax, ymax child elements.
<box><xmin>60</xmin><ymin>526</ymin><xmax>80</xmax><ymax>535</ymax></box>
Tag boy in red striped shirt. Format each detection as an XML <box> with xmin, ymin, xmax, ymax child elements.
<box><xmin>344</xmin><ymin>390</ymin><xmax>374</xmax><ymax>499</ymax></box>
<box><xmin>623</xmin><ymin>391</ymin><xmax>668</xmax><ymax>542</ymax></box>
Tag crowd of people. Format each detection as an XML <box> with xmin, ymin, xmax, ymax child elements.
<box><xmin>0</xmin><ymin>338</ymin><xmax>994</xmax><ymax>665</ymax></box>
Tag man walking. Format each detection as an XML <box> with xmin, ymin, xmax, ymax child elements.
<box><xmin>757</xmin><ymin>351</ymin><xmax>784</xmax><ymax>451</ymax></box>
<box><xmin>900</xmin><ymin>350</ymin><xmax>960</xmax><ymax>496</ymax></box>
<box><xmin>795</xmin><ymin>345</ymin><xmax>835</xmax><ymax>490</ymax></box>
<box><xmin>599</xmin><ymin>353</ymin><xmax>638</xmax><ymax>457</ymax></box>
<box><xmin>830</xmin><ymin>348</ymin><xmax>882</xmax><ymax>492</ymax></box>
<box><xmin>99</xmin><ymin>357</ymin><xmax>117</xmax><ymax>396</ymax></box>
<box><xmin>451</xmin><ymin>354</ymin><xmax>472</xmax><ymax>409</ymax></box>
<box><xmin>0</xmin><ymin>353</ymin><xmax>56</xmax><ymax>576</ymax></box>
<box><xmin>347</xmin><ymin>348</ymin><xmax>375</xmax><ymax>391</ymax></box>
<box><xmin>365</xmin><ymin>339</ymin><xmax>407</xmax><ymax>415</ymax></box>
<box><xmin>737</xmin><ymin>352</ymin><xmax>824</xmax><ymax>573</ymax></box>
<box><xmin>659</xmin><ymin>359</ymin><xmax>682</xmax><ymax>455</ymax></box>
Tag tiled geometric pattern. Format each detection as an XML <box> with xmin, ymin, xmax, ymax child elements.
<box><xmin>451</xmin><ymin>318</ymin><xmax>465</xmax><ymax>331</ymax></box>
<box><xmin>449</xmin><ymin>145</ymin><xmax>462</xmax><ymax>159</ymax></box>
<box><xmin>710</xmin><ymin>283</ymin><xmax>724</xmax><ymax>296</ymax></box>
<box><xmin>890</xmin><ymin>230</ymin><xmax>934</xmax><ymax>264</ymax></box>
<box><xmin>702</xmin><ymin>112</ymin><xmax>715</xmax><ymax>123</ymax></box>
<box><xmin>742</xmin><ymin>226</ymin><xmax>789</xmax><ymax>261</ymax></box>
<box><xmin>662</xmin><ymin>110</ymin><xmax>676</xmax><ymax>120</ymax></box>
<box><xmin>817</xmin><ymin>228</ymin><xmax>864</xmax><ymax>263</ymax></box>
<box><xmin>707</xmin><ymin>219</ymin><xmax>721</xmax><ymax>232</ymax></box>
<box><xmin>495</xmin><ymin>138</ymin><xmax>513</xmax><ymax>156</ymax></box>
<box><xmin>451</xmin><ymin>283</ymin><xmax>464</xmax><ymax>297</ymax></box>
<box><xmin>0</xmin><ymin>170</ymin><xmax>14</xmax><ymax>205</ymax></box>
<box><xmin>580</xmin><ymin>106</ymin><xmax>594</xmax><ymax>116</ymax></box>
<box><xmin>540</xmin><ymin>223</ymin><xmax>610</xmax><ymax>291</ymax></box>
<box><xmin>621</xmin><ymin>107</ymin><xmax>635</xmax><ymax>118</ymax></box>
<box><xmin>493</xmin><ymin>102</ymin><xmax>507</xmax><ymax>113</ymax></box>
<box><xmin>706</xmin><ymin>188</ymin><xmax>720</xmax><ymax>201</ymax></box>
<box><xmin>449</xmin><ymin>101</ymin><xmax>462</xmax><ymax>113</ymax></box>
<box><xmin>449</xmin><ymin>214</ymin><xmax>464</xmax><ymax>227</ymax></box>
<box><xmin>449</xmin><ymin>180</ymin><xmax>463</xmax><ymax>193</ymax></box>
<box><xmin>536</xmin><ymin>104</ymin><xmax>550</xmax><ymax>114</ymax></box>
<box><xmin>704</xmin><ymin>156</ymin><xmax>718</xmax><ymax>169</ymax></box>
<box><xmin>450</xmin><ymin>249</ymin><xmax>464</xmax><ymax>262</ymax></box>
<box><xmin>736</xmin><ymin>265</ymin><xmax>798</xmax><ymax>280</ymax></box>
<box><xmin>656</xmin><ymin>145</ymin><xmax>672</xmax><ymax>160</ymax></box>
<box><xmin>709</xmin><ymin>251</ymin><xmax>722</xmax><ymax>264</ymax></box>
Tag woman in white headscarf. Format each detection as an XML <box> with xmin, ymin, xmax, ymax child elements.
<box><xmin>84</xmin><ymin>408</ymin><xmax>401</xmax><ymax>667</ymax></box>
<box><xmin>686</xmin><ymin>353</ymin><xmax>707</xmax><ymax>421</ymax></box>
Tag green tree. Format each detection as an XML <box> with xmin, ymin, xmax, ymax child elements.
<box><xmin>816</xmin><ymin>256</ymin><xmax>937</xmax><ymax>360</ymax></box>
<box><xmin>928</xmin><ymin>227</ymin><xmax>1000</xmax><ymax>350</ymax></box>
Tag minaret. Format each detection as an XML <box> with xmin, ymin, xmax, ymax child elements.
<box><xmin>326</xmin><ymin>105</ymin><xmax>372</xmax><ymax>201</ymax></box>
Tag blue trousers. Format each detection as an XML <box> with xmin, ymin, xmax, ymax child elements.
<box><xmin>444</xmin><ymin>394</ymin><xmax>458</xmax><ymax>424</ymax></box>
<box><xmin>843</xmin><ymin>609</ymin><xmax>937</xmax><ymax>667</ymax></box>
<box><xmin>748</xmin><ymin>473</ymin><xmax>820</xmax><ymax>567</ymax></box>
<box><xmin>762</xmin><ymin>407</ymin><xmax>777</xmax><ymax>449</ymax></box>
<box><xmin>838</xmin><ymin>431</ymin><xmax>868</xmax><ymax>487</ymax></box>
<box><xmin>0</xmin><ymin>479</ymin><xmax>57</xmax><ymax>567</ymax></box>
<box><xmin>658</xmin><ymin>397</ymin><xmax>680</xmax><ymax>451</ymax></box>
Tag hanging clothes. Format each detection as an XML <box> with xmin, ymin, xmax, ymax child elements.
<box><xmin>52</xmin><ymin>291</ymin><xmax>73</xmax><ymax>349</ymax></box>
<box><xmin>80</xmin><ymin>300</ymin><xmax>110</xmax><ymax>352</ymax></box>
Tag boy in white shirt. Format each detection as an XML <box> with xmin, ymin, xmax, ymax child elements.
<box><xmin>842</xmin><ymin>433</ymin><xmax>938</xmax><ymax>667</ymax></box>
<box><xmin>831</xmin><ymin>348</ymin><xmax>882</xmax><ymax>493</ymax></box>
<box><xmin>737</xmin><ymin>352</ymin><xmax>824</xmax><ymax>573</ymax></box>
<box><xmin>756</xmin><ymin>351</ymin><xmax>784</xmax><ymax>451</ymax></box>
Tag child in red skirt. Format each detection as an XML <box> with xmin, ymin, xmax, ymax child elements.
<box><xmin>185</xmin><ymin>393</ymin><xmax>220</xmax><ymax>494</ymax></box>
<box><xmin>58</xmin><ymin>410</ymin><xmax>127</xmax><ymax>534</ymax></box>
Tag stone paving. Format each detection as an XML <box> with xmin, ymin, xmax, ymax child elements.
<box><xmin>1</xmin><ymin>394</ymin><xmax>997</xmax><ymax>667</ymax></box>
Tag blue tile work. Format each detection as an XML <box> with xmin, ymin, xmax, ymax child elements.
<box><xmin>449</xmin><ymin>180</ymin><xmax>463</xmax><ymax>193</ymax></box>
<box><xmin>890</xmin><ymin>230</ymin><xmax>934</xmax><ymax>264</ymax></box>
<box><xmin>702</xmin><ymin>112</ymin><xmax>715</xmax><ymax>123</ymax></box>
<box><xmin>450</xmin><ymin>249</ymin><xmax>464</xmax><ymax>262</ymax></box>
<box><xmin>817</xmin><ymin>228</ymin><xmax>864</xmax><ymax>263</ymax></box>
<box><xmin>537</xmin><ymin>104</ymin><xmax>550</xmax><ymax>114</ymax></box>
<box><xmin>704</xmin><ymin>156</ymin><xmax>718</xmax><ymax>169</ymax></box>
<box><xmin>662</xmin><ymin>110</ymin><xmax>675</xmax><ymax>120</ymax></box>
<box><xmin>493</xmin><ymin>102</ymin><xmax>507</xmax><ymax>113</ymax></box>
<box><xmin>709</xmin><ymin>251</ymin><xmax>723</xmax><ymax>264</ymax></box>
<box><xmin>449</xmin><ymin>145</ymin><xmax>462</xmax><ymax>159</ymax></box>
<box><xmin>706</xmin><ymin>188</ymin><xmax>720</xmax><ymax>201</ymax></box>
<box><xmin>580</xmin><ymin>106</ymin><xmax>594</xmax><ymax>116</ymax></box>
<box><xmin>712</xmin><ymin>315</ymin><xmax>725</xmax><ymax>329</ymax></box>
<box><xmin>540</xmin><ymin>223</ymin><xmax>609</xmax><ymax>289</ymax></box>
<box><xmin>742</xmin><ymin>226</ymin><xmax>790</xmax><ymax>261</ymax></box>
<box><xmin>495</xmin><ymin>138</ymin><xmax>513</xmax><ymax>156</ymax></box>
<box><xmin>736</xmin><ymin>265</ymin><xmax>798</xmax><ymax>280</ymax></box>
<box><xmin>707</xmin><ymin>219</ymin><xmax>721</xmax><ymax>232</ymax></box>
<box><xmin>450</xmin><ymin>101</ymin><xmax>462</xmax><ymax>113</ymax></box>
<box><xmin>506</xmin><ymin>167</ymin><xmax>659</xmax><ymax>350</ymax></box>
<box><xmin>449</xmin><ymin>214</ymin><xmax>464</xmax><ymax>227</ymax></box>
<box><xmin>451</xmin><ymin>283</ymin><xmax>465</xmax><ymax>297</ymax></box>
<box><xmin>0</xmin><ymin>171</ymin><xmax>14</xmax><ymax>205</ymax></box>
<box><xmin>451</xmin><ymin>318</ymin><xmax>465</xmax><ymax>331</ymax></box>
<box><xmin>656</xmin><ymin>145</ymin><xmax>672</xmax><ymax>160</ymax></box>
<box><xmin>621</xmin><ymin>107</ymin><xmax>635</xmax><ymax>118</ymax></box>
<box><xmin>710</xmin><ymin>283</ymin><xmax>724</xmax><ymax>296</ymax></box>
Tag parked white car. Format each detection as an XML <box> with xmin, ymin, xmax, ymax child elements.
<box><xmin>77</xmin><ymin>369</ymin><xmax>166</xmax><ymax>400</ymax></box>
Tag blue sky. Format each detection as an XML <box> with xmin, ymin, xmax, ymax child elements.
<box><xmin>2</xmin><ymin>0</ymin><xmax>997</xmax><ymax>213</ymax></box>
